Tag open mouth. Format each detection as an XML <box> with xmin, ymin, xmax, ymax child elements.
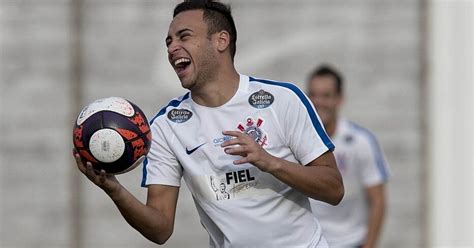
<box><xmin>174</xmin><ymin>57</ymin><xmax>191</xmax><ymax>75</ymax></box>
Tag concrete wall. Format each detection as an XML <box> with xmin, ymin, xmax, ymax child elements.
<box><xmin>0</xmin><ymin>1</ymin><xmax>422</xmax><ymax>247</ymax></box>
<box><xmin>427</xmin><ymin>0</ymin><xmax>473</xmax><ymax>247</ymax></box>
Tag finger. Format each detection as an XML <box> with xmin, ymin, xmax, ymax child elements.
<box><xmin>221</xmin><ymin>133</ymin><xmax>254</xmax><ymax>147</ymax></box>
<box><xmin>73</xmin><ymin>150</ymin><xmax>81</xmax><ymax>163</ymax></box>
<box><xmin>73</xmin><ymin>152</ymin><xmax>87</xmax><ymax>173</ymax></box>
<box><xmin>72</xmin><ymin>148</ymin><xmax>80</xmax><ymax>161</ymax></box>
<box><xmin>233</xmin><ymin>156</ymin><xmax>249</xmax><ymax>165</ymax></box>
<box><xmin>85</xmin><ymin>162</ymin><xmax>98</xmax><ymax>180</ymax></box>
<box><xmin>221</xmin><ymin>137</ymin><xmax>241</xmax><ymax>147</ymax></box>
<box><xmin>224</xmin><ymin>146</ymin><xmax>247</xmax><ymax>155</ymax></box>
<box><xmin>222</xmin><ymin>130</ymin><xmax>245</xmax><ymax>137</ymax></box>
<box><xmin>99</xmin><ymin>170</ymin><xmax>107</xmax><ymax>184</ymax></box>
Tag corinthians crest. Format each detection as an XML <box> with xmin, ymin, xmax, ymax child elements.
<box><xmin>237</xmin><ymin>117</ymin><xmax>268</xmax><ymax>147</ymax></box>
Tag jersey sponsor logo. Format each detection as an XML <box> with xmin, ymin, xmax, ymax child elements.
<box><xmin>185</xmin><ymin>142</ymin><xmax>206</xmax><ymax>155</ymax></box>
<box><xmin>212</xmin><ymin>135</ymin><xmax>233</xmax><ymax>146</ymax></box>
<box><xmin>210</xmin><ymin>175</ymin><xmax>231</xmax><ymax>200</ymax></box>
<box><xmin>210</xmin><ymin>169</ymin><xmax>257</xmax><ymax>201</ymax></box>
<box><xmin>237</xmin><ymin>117</ymin><xmax>268</xmax><ymax>147</ymax></box>
<box><xmin>248</xmin><ymin>89</ymin><xmax>274</xmax><ymax>109</ymax></box>
<box><xmin>167</xmin><ymin>108</ymin><xmax>192</xmax><ymax>123</ymax></box>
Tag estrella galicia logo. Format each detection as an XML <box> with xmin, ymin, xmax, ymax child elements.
<box><xmin>167</xmin><ymin>108</ymin><xmax>192</xmax><ymax>123</ymax></box>
<box><xmin>248</xmin><ymin>90</ymin><xmax>274</xmax><ymax>109</ymax></box>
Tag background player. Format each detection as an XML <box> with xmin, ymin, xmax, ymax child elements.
<box><xmin>307</xmin><ymin>65</ymin><xmax>390</xmax><ymax>248</ymax></box>
<box><xmin>74</xmin><ymin>1</ymin><xmax>343</xmax><ymax>247</ymax></box>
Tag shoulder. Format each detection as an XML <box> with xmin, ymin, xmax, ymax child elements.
<box><xmin>342</xmin><ymin>120</ymin><xmax>382</xmax><ymax>150</ymax></box>
<box><xmin>248</xmin><ymin>76</ymin><xmax>304</xmax><ymax>97</ymax></box>
<box><xmin>247</xmin><ymin>76</ymin><xmax>310</xmax><ymax>106</ymax></box>
<box><xmin>149</xmin><ymin>92</ymin><xmax>191</xmax><ymax>126</ymax></box>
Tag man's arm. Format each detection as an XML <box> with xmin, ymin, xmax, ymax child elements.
<box><xmin>221</xmin><ymin>131</ymin><xmax>344</xmax><ymax>205</ymax></box>
<box><xmin>73</xmin><ymin>150</ymin><xmax>179</xmax><ymax>245</ymax></box>
<box><xmin>362</xmin><ymin>184</ymin><xmax>386</xmax><ymax>248</ymax></box>
<box><xmin>267</xmin><ymin>150</ymin><xmax>343</xmax><ymax>205</ymax></box>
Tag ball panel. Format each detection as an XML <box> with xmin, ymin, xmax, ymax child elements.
<box><xmin>102</xmin><ymin>111</ymin><xmax>142</xmax><ymax>135</ymax></box>
<box><xmin>96</xmin><ymin>142</ymin><xmax>136</xmax><ymax>174</ymax></box>
<box><xmin>116</xmin><ymin>128</ymin><xmax>139</xmax><ymax>141</ymax></box>
<box><xmin>89</xmin><ymin>129</ymin><xmax>125</xmax><ymax>163</ymax></box>
<box><xmin>73</xmin><ymin>125</ymin><xmax>85</xmax><ymax>148</ymax></box>
<box><xmin>81</xmin><ymin>113</ymin><xmax>104</xmax><ymax>147</ymax></box>
<box><xmin>115</xmin><ymin>155</ymin><xmax>146</xmax><ymax>175</ymax></box>
<box><xmin>79</xmin><ymin>149</ymin><xmax>98</xmax><ymax>164</ymax></box>
<box><xmin>130</xmin><ymin>138</ymin><xmax>146</xmax><ymax>162</ymax></box>
<box><xmin>76</xmin><ymin>97</ymin><xmax>134</xmax><ymax>125</ymax></box>
<box><xmin>146</xmin><ymin>132</ymin><xmax>152</xmax><ymax>144</ymax></box>
<box><xmin>129</xmin><ymin>109</ymin><xmax>150</xmax><ymax>134</ymax></box>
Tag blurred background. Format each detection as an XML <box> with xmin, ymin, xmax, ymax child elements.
<box><xmin>0</xmin><ymin>0</ymin><xmax>472</xmax><ymax>247</ymax></box>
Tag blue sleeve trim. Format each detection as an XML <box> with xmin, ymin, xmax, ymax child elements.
<box><xmin>141</xmin><ymin>157</ymin><xmax>149</xmax><ymax>187</ymax></box>
<box><xmin>249</xmin><ymin>76</ymin><xmax>334</xmax><ymax>151</ymax></box>
<box><xmin>149</xmin><ymin>92</ymin><xmax>190</xmax><ymax>125</ymax></box>
<box><xmin>141</xmin><ymin>92</ymin><xmax>190</xmax><ymax>187</ymax></box>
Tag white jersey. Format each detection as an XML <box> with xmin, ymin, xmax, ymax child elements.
<box><xmin>310</xmin><ymin>119</ymin><xmax>390</xmax><ymax>248</ymax></box>
<box><xmin>142</xmin><ymin>74</ymin><xmax>334</xmax><ymax>248</ymax></box>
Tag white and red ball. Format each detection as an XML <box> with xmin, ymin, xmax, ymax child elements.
<box><xmin>73</xmin><ymin>97</ymin><xmax>152</xmax><ymax>174</ymax></box>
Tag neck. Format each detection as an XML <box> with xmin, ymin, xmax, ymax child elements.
<box><xmin>191</xmin><ymin>66</ymin><xmax>240</xmax><ymax>107</ymax></box>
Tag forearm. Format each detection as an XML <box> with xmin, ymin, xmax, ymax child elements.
<box><xmin>363</xmin><ymin>202</ymin><xmax>384</xmax><ymax>247</ymax></box>
<box><xmin>73</xmin><ymin>153</ymin><xmax>174</xmax><ymax>244</ymax></box>
<box><xmin>108</xmin><ymin>186</ymin><xmax>172</xmax><ymax>244</ymax></box>
<box><xmin>363</xmin><ymin>186</ymin><xmax>386</xmax><ymax>248</ymax></box>
<box><xmin>266</xmin><ymin>156</ymin><xmax>344</xmax><ymax>205</ymax></box>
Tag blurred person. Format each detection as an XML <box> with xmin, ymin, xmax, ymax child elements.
<box><xmin>307</xmin><ymin>65</ymin><xmax>390</xmax><ymax>248</ymax></box>
<box><xmin>73</xmin><ymin>1</ymin><xmax>343</xmax><ymax>247</ymax></box>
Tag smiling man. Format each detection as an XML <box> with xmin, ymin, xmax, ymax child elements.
<box><xmin>73</xmin><ymin>1</ymin><xmax>344</xmax><ymax>247</ymax></box>
<box><xmin>307</xmin><ymin>65</ymin><xmax>390</xmax><ymax>248</ymax></box>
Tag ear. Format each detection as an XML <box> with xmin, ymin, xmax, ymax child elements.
<box><xmin>215</xmin><ymin>30</ymin><xmax>231</xmax><ymax>53</ymax></box>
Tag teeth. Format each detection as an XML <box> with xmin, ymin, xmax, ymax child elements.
<box><xmin>174</xmin><ymin>58</ymin><xmax>190</xmax><ymax>66</ymax></box>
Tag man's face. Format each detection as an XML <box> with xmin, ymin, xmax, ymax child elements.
<box><xmin>307</xmin><ymin>75</ymin><xmax>343</xmax><ymax>126</ymax></box>
<box><xmin>220</xmin><ymin>183</ymin><xmax>226</xmax><ymax>193</ymax></box>
<box><xmin>166</xmin><ymin>10</ymin><xmax>218</xmax><ymax>89</ymax></box>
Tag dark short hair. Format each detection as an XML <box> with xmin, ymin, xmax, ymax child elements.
<box><xmin>308</xmin><ymin>64</ymin><xmax>344</xmax><ymax>95</ymax></box>
<box><xmin>174</xmin><ymin>0</ymin><xmax>237</xmax><ymax>60</ymax></box>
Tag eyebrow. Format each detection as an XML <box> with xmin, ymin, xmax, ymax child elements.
<box><xmin>165</xmin><ymin>28</ymin><xmax>194</xmax><ymax>44</ymax></box>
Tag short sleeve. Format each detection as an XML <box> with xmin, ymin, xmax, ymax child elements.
<box><xmin>141</xmin><ymin>121</ymin><xmax>182</xmax><ymax>187</ymax></box>
<box><xmin>358</xmin><ymin>132</ymin><xmax>390</xmax><ymax>187</ymax></box>
<box><xmin>281</xmin><ymin>86</ymin><xmax>335</xmax><ymax>166</ymax></box>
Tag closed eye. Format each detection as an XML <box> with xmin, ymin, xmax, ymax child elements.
<box><xmin>177</xmin><ymin>28</ymin><xmax>193</xmax><ymax>40</ymax></box>
<box><xmin>180</xmin><ymin>33</ymin><xmax>191</xmax><ymax>41</ymax></box>
<box><xmin>166</xmin><ymin>28</ymin><xmax>193</xmax><ymax>47</ymax></box>
<box><xmin>165</xmin><ymin>36</ymin><xmax>172</xmax><ymax>47</ymax></box>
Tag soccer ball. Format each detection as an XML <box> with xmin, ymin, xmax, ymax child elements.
<box><xmin>73</xmin><ymin>97</ymin><xmax>152</xmax><ymax>174</ymax></box>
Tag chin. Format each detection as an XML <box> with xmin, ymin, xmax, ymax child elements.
<box><xmin>180</xmin><ymin>80</ymin><xmax>196</xmax><ymax>90</ymax></box>
<box><xmin>178</xmin><ymin>75</ymin><xmax>192</xmax><ymax>88</ymax></box>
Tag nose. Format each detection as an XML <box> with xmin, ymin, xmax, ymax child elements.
<box><xmin>316</xmin><ymin>98</ymin><xmax>329</xmax><ymax>108</ymax></box>
<box><xmin>167</xmin><ymin>42</ymin><xmax>180</xmax><ymax>65</ymax></box>
<box><xmin>167</xmin><ymin>40</ymin><xmax>180</xmax><ymax>55</ymax></box>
